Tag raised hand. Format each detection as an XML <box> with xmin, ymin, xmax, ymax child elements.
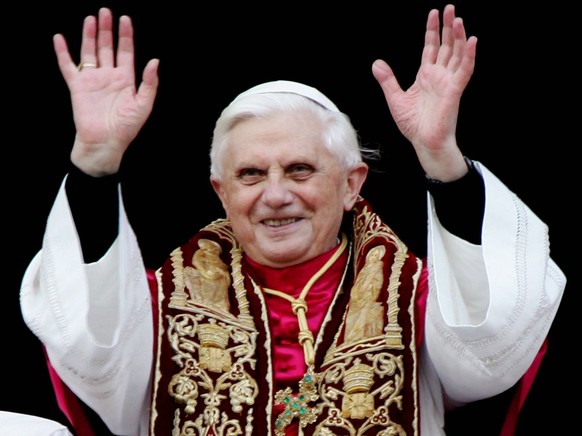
<box><xmin>53</xmin><ymin>7</ymin><xmax>159</xmax><ymax>176</ymax></box>
<box><xmin>372</xmin><ymin>4</ymin><xmax>477</xmax><ymax>181</ymax></box>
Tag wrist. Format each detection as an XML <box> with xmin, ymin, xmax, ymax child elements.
<box><xmin>425</xmin><ymin>156</ymin><xmax>474</xmax><ymax>185</ymax></box>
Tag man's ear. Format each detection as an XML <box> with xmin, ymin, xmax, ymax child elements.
<box><xmin>210</xmin><ymin>176</ymin><xmax>229</xmax><ymax>216</ymax></box>
<box><xmin>344</xmin><ymin>162</ymin><xmax>369</xmax><ymax>211</ymax></box>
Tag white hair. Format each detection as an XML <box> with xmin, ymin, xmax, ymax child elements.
<box><xmin>209</xmin><ymin>81</ymin><xmax>378</xmax><ymax>181</ymax></box>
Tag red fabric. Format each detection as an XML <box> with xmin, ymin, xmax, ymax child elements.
<box><xmin>146</xmin><ymin>268</ymin><xmax>159</xmax><ymax>355</ymax></box>
<box><xmin>244</xmin><ymin>245</ymin><xmax>347</xmax><ymax>387</ymax></box>
<box><xmin>244</xmin><ymin>245</ymin><xmax>348</xmax><ymax>436</ymax></box>
<box><xmin>499</xmin><ymin>338</ymin><xmax>548</xmax><ymax>436</ymax></box>
<box><xmin>415</xmin><ymin>263</ymin><xmax>429</xmax><ymax>348</ymax></box>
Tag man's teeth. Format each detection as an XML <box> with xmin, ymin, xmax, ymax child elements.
<box><xmin>264</xmin><ymin>218</ymin><xmax>297</xmax><ymax>226</ymax></box>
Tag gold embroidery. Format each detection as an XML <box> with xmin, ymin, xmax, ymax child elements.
<box><xmin>173</xmin><ymin>407</ymin><xmax>246</xmax><ymax>436</ymax></box>
<box><xmin>155</xmin><ymin>201</ymin><xmax>420</xmax><ymax>435</ymax></box>
<box><xmin>316</xmin><ymin>353</ymin><xmax>407</xmax><ymax>435</ymax></box>
<box><xmin>385</xmin><ymin>251</ymin><xmax>408</xmax><ymax>348</ymax></box>
<box><xmin>169</xmin><ymin>247</ymin><xmax>188</xmax><ymax>307</ymax></box>
<box><xmin>161</xmin><ymin>221</ymin><xmax>259</xmax><ymax>434</ymax></box>
<box><xmin>205</xmin><ymin>219</ymin><xmax>255</xmax><ymax>328</ymax></box>
<box><xmin>352</xmin><ymin>203</ymin><xmax>406</xmax><ymax>349</ymax></box>
<box><xmin>313</xmin><ymin>202</ymin><xmax>416</xmax><ymax>434</ymax></box>
<box><xmin>168</xmin><ymin>361</ymin><xmax>199</xmax><ymax>414</ymax></box>
<box><xmin>184</xmin><ymin>238</ymin><xmax>231</xmax><ymax>312</ymax></box>
<box><xmin>166</xmin><ymin>312</ymin><xmax>259</xmax><ymax>435</ymax></box>
<box><xmin>169</xmin><ymin>219</ymin><xmax>255</xmax><ymax>328</ymax></box>
<box><xmin>198</xmin><ymin>319</ymin><xmax>232</xmax><ymax>372</ymax></box>
<box><xmin>341</xmin><ymin>362</ymin><xmax>375</xmax><ymax>419</ymax></box>
<box><xmin>344</xmin><ymin>246</ymin><xmax>386</xmax><ymax>343</ymax></box>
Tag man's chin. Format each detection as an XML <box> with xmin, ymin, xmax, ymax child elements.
<box><xmin>251</xmin><ymin>241</ymin><xmax>312</xmax><ymax>268</ymax></box>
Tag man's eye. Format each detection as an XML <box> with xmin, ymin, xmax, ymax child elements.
<box><xmin>237</xmin><ymin>168</ymin><xmax>264</xmax><ymax>183</ymax></box>
<box><xmin>288</xmin><ymin>164</ymin><xmax>314</xmax><ymax>178</ymax></box>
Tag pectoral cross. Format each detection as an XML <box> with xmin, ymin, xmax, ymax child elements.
<box><xmin>274</xmin><ymin>366</ymin><xmax>321</xmax><ymax>435</ymax></box>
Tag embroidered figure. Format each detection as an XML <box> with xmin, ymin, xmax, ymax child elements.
<box><xmin>345</xmin><ymin>245</ymin><xmax>386</xmax><ymax>342</ymax></box>
<box><xmin>184</xmin><ymin>238</ymin><xmax>231</xmax><ymax>312</ymax></box>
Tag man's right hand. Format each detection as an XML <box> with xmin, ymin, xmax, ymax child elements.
<box><xmin>53</xmin><ymin>7</ymin><xmax>159</xmax><ymax>177</ymax></box>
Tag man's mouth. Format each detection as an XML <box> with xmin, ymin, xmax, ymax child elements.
<box><xmin>263</xmin><ymin>218</ymin><xmax>299</xmax><ymax>227</ymax></box>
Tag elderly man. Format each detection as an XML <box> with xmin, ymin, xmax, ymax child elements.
<box><xmin>20</xmin><ymin>5</ymin><xmax>565</xmax><ymax>435</ymax></box>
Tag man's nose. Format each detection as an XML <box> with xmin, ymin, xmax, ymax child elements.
<box><xmin>261</xmin><ymin>175</ymin><xmax>294</xmax><ymax>206</ymax></box>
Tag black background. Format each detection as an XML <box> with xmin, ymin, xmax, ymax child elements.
<box><xmin>4</xmin><ymin>1</ymin><xmax>576</xmax><ymax>434</ymax></box>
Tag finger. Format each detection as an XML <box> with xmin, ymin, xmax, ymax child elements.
<box><xmin>420</xmin><ymin>8</ymin><xmax>441</xmax><ymax>67</ymax></box>
<box><xmin>435</xmin><ymin>4</ymin><xmax>456</xmax><ymax>67</ymax></box>
<box><xmin>96</xmin><ymin>7</ymin><xmax>115</xmax><ymax>68</ymax></box>
<box><xmin>454</xmin><ymin>35</ymin><xmax>477</xmax><ymax>88</ymax></box>
<box><xmin>116</xmin><ymin>15</ymin><xmax>135</xmax><ymax>71</ymax></box>
<box><xmin>53</xmin><ymin>33</ymin><xmax>76</xmax><ymax>82</ymax></box>
<box><xmin>449</xmin><ymin>17</ymin><xmax>468</xmax><ymax>72</ymax></box>
<box><xmin>78</xmin><ymin>14</ymin><xmax>98</xmax><ymax>67</ymax></box>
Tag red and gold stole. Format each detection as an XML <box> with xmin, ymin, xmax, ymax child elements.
<box><xmin>149</xmin><ymin>197</ymin><xmax>424</xmax><ymax>435</ymax></box>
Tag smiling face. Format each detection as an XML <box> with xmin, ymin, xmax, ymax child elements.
<box><xmin>210</xmin><ymin>109</ymin><xmax>368</xmax><ymax>268</ymax></box>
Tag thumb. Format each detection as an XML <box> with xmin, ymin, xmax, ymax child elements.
<box><xmin>371</xmin><ymin>59</ymin><xmax>402</xmax><ymax>100</ymax></box>
<box><xmin>136</xmin><ymin>58</ymin><xmax>160</xmax><ymax>109</ymax></box>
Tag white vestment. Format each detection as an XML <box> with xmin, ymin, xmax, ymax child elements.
<box><xmin>20</xmin><ymin>162</ymin><xmax>566</xmax><ymax>435</ymax></box>
<box><xmin>0</xmin><ymin>411</ymin><xmax>73</xmax><ymax>436</ymax></box>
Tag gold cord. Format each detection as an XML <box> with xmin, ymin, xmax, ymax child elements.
<box><xmin>262</xmin><ymin>234</ymin><xmax>347</xmax><ymax>366</ymax></box>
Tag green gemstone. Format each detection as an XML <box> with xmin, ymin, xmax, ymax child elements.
<box><xmin>300</xmin><ymin>407</ymin><xmax>307</xmax><ymax>415</ymax></box>
<box><xmin>304</xmin><ymin>375</ymin><xmax>312</xmax><ymax>383</ymax></box>
<box><xmin>283</xmin><ymin>397</ymin><xmax>291</xmax><ymax>404</ymax></box>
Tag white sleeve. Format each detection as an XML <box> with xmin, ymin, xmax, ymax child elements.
<box><xmin>423</xmin><ymin>161</ymin><xmax>566</xmax><ymax>405</ymax></box>
<box><xmin>20</xmin><ymin>176</ymin><xmax>153</xmax><ymax>436</ymax></box>
<box><xmin>0</xmin><ymin>411</ymin><xmax>73</xmax><ymax>436</ymax></box>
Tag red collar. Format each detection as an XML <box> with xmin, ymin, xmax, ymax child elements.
<box><xmin>243</xmin><ymin>242</ymin><xmax>348</xmax><ymax>298</ymax></box>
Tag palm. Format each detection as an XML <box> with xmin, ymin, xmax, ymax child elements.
<box><xmin>69</xmin><ymin>66</ymin><xmax>146</xmax><ymax>149</ymax></box>
<box><xmin>392</xmin><ymin>61</ymin><xmax>465</xmax><ymax>153</ymax></box>
<box><xmin>373</xmin><ymin>4</ymin><xmax>477</xmax><ymax>173</ymax></box>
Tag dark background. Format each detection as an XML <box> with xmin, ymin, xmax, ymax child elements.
<box><xmin>5</xmin><ymin>1</ymin><xmax>576</xmax><ymax>434</ymax></box>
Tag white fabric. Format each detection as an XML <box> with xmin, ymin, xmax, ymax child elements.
<box><xmin>0</xmin><ymin>411</ymin><xmax>73</xmax><ymax>436</ymax></box>
<box><xmin>21</xmin><ymin>178</ymin><xmax>153</xmax><ymax>436</ymax></box>
<box><xmin>424</xmin><ymin>162</ymin><xmax>565</xmax><ymax>412</ymax></box>
<box><xmin>20</xmin><ymin>162</ymin><xmax>566</xmax><ymax>436</ymax></box>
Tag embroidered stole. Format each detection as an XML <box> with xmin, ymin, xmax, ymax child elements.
<box><xmin>149</xmin><ymin>197</ymin><xmax>423</xmax><ymax>435</ymax></box>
